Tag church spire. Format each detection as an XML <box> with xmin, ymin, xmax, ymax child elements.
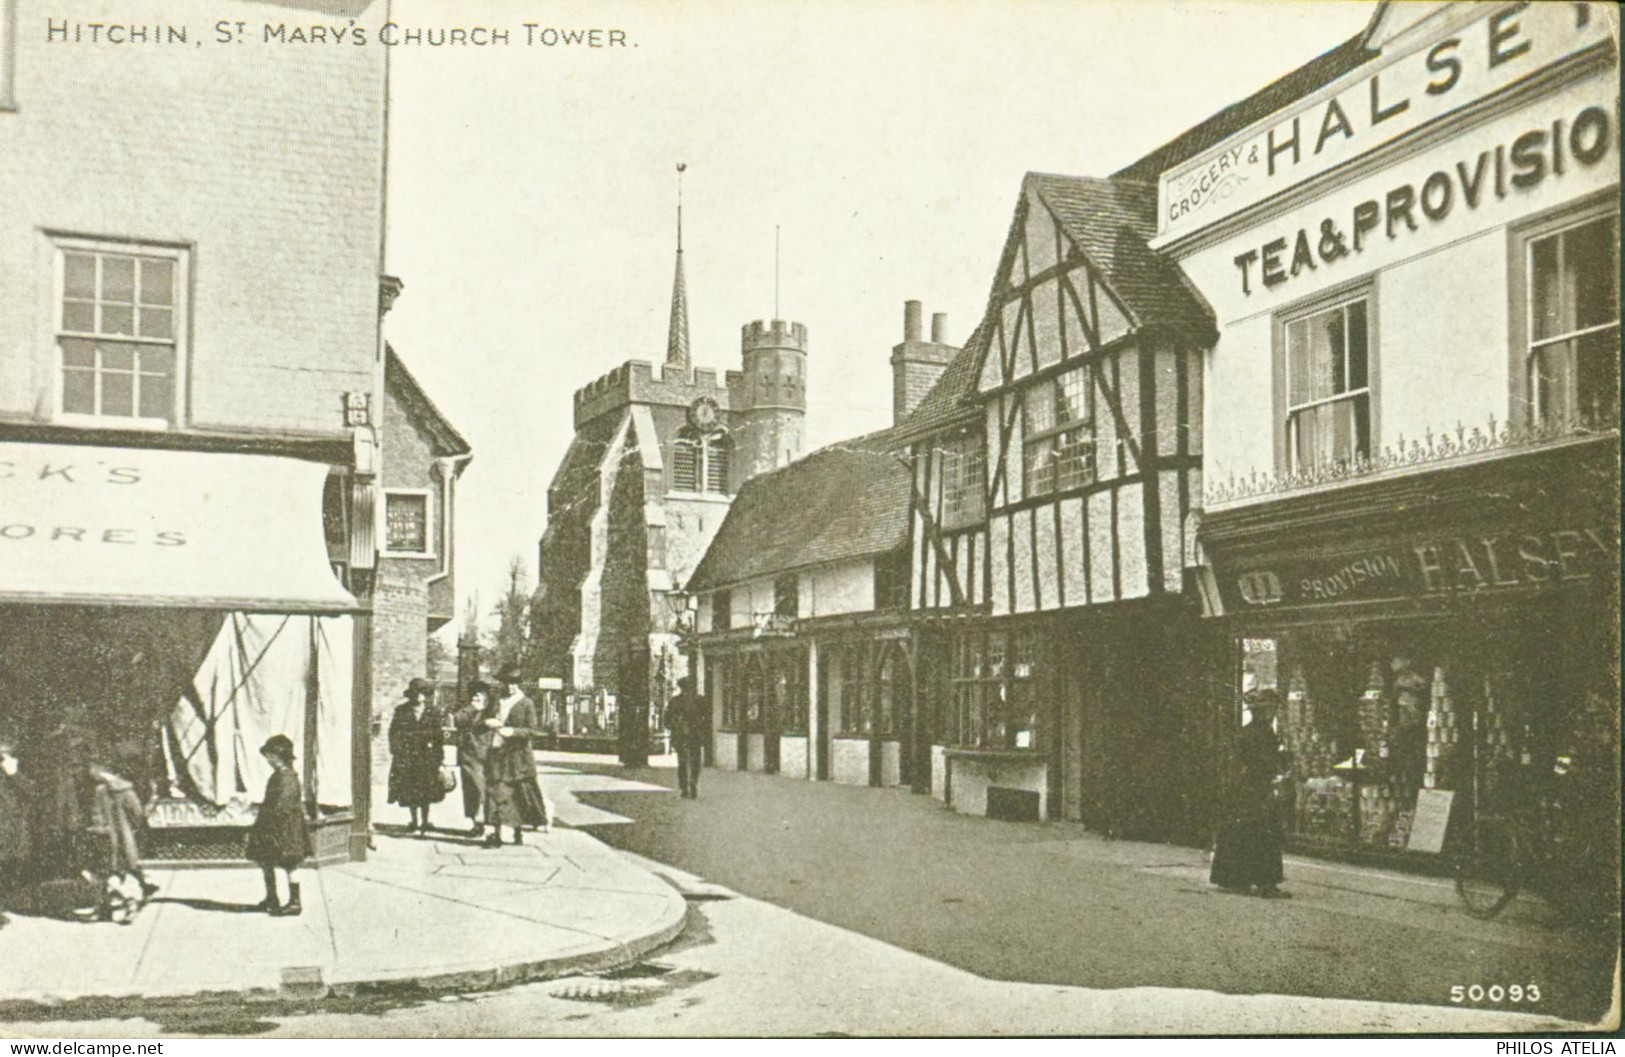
<box><xmin>665</xmin><ymin>163</ymin><xmax>691</xmax><ymax>370</ymax></box>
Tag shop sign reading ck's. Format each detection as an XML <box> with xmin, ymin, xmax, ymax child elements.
<box><xmin>1156</xmin><ymin>2</ymin><xmax>1614</xmax><ymax>241</ymax></box>
<box><xmin>0</xmin><ymin>441</ymin><xmax>357</xmax><ymax>611</ymax></box>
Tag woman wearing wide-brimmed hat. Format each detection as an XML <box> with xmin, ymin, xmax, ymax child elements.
<box><xmin>387</xmin><ymin>677</ymin><xmax>446</xmax><ymax>834</ymax></box>
<box><xmin>1210</xmin><ymin>688</ymin><xmax>1290</xmax><ymax>898</ymax></box>
<box><xmin>481</xmin><ymin>665</ymin><xmax>549</xmax><ymax>848</ymax></box>
<box><xmin>245</xmin><ymin>734</ymin><xmax>314</xmax><ymax>916</ymax></box>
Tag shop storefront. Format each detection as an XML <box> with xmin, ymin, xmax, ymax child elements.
<box><xmin>1158</xmin><ymin>2</ymin><xmax>1620</xmax><ymax>871</ymax></box>
<box><xmin>914</xmin><ymin>604</ymin><xmax>1218</xmax><ymax>836</ymax></box>
<box><xmin>0</xmin><ymin>439</ymin><xmax>371</xmax><ymax>868</ymax></box>
<box><xmin>703</xmin><ymin>618</ymin><xmax>915</xmax><ymax>787</ymax></box>
<box><xmin>1200</xmin><ymin>435</ymin><xmax>1618</xmax><ymax>866</ymax></box>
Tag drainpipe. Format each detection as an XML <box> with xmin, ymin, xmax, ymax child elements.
<box><xmin>426</xmin><ymin>453</ymin><xmax>471</xmax><ymax>585</ymax></box>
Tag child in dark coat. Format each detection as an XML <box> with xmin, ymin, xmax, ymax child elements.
<box><xmin>246</xmin><ymin>735</ymin><xmax>314</xmax><ymax>917</ymax></box>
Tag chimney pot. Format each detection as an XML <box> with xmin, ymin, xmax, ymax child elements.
<box><xmin>931</xmin><ymin>312</ymin><xmax>947</xmax><ymax>343</ymax></box>
<box><xmin>904</xmin><ymin>300</ymin><xmax>922</xmax><ymax>343</ymax></box>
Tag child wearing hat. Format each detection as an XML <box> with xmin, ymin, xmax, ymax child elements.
<box><xmin>246</xmin><ymin>734</ymin><xmax>314</xmax><ymax>916</ymax></box>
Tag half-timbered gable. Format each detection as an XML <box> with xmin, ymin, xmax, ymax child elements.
<box><xmin>898</xmin><ymin>325</ymin><xmax>989</xmax><ymax>614</ymax></box>
<box><xmin>973</xmin><ymin>174</ymin><xmax>1213</xmax><ymax>619</ymax></box>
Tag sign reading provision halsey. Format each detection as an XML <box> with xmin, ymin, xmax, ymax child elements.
<box><xmin>1155</xmin><ymin>1</ymin><xmax>1613</xmax><ymax>240</ymax></box>
<box><xmin>1226</xmin><ymin>525</ymin><xmax>1615</xmax><ymax>609</ymax></box>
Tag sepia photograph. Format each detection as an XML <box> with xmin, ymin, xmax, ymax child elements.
<box><xmin>0</xmin><ymin>0</ymin><xmax>1619</xmax><ymax>1041</ymax></box>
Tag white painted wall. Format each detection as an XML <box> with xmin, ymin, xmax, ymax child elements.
<box><xmin>1181</xmin><ymin>74</ymin><xmax>1619</xmax><ymax>499</ymax></box>
<box><xmin>930</xmin><ymin>745</ymin><xmax>948</xmax><ymax>801</ymax></box>
<box><xmin>801</xmin><ymin>559</ymin><xmax>874</xmax><ymax>618</ymax></box>
<box><xmin>947</xmin><ymin>755</ymin><xmax>1048</xmax><ymax>820</ymax></box>
<box><xmin>713</xmin><ymin>731</ymin><xmax>739</xmax><ymax>771</ymax></box>
<box><xmin>780</xmin><ymin>735</ymin><xmax>810</xmax><ymax>780</ymax></box>
<box><xmin>832</xmin><ymin>737</ymin><xmax>870</xmax><ymax>786</ymax></box>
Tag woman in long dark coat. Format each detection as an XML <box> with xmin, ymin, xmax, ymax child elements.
<box><xmin>481</xmin><ymin>666</ymin><xmax>549</xmax><ymax>848</ymax></box>
<box><xmin>1210</xmin><ymin>689</ymin><xmax>1289</xmax><ymax>898</ymax></box>
<box><xmin>245</xmin><ymin>734</ymin><xmax>313</xmax><ymax>916</ymax></box>
<box><xmin>388</xmin><ymin>678</ymin><xmax>446</xmax><ymax>834</ymax></box>
<box><xmin>453</xmin><ymin>682</ymin><xmax>494</xmax><ymax>839</ymax></box>
<box><xmin>0</xmin><ymin>742</ymin><xmax>32</xmax><ymax>924</ymax></box>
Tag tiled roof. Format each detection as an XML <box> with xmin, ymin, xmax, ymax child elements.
<box><xmin>384</xmin><ymin>345</ymin><xmax>472</xmax><ymax>457</ymax></box>
<box><xmin>1113</xmin><ymin>33</ymin><xmax>1374</xmax><ymax>184</ymax></box>
<box><xmin>1028</xmin><ymin>173</ymin><xmax>1216</xmax><ymax>340</ymax></box>
<box><xmin>685</xmin><ymin>429</ymin><xmax>912</xmax><ymax>592</ymax></box>
<box><xmin>889</xmin><ymin>320</ymin><xmax>988</xmax><ymax>445</ymax></box>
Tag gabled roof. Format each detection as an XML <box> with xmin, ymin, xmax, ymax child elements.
<box><xmin>1112</xmin><ymin>32</ymin><xmax>1374</xmax><ymax>184</ymax></box>
<box><xmin>1026</xmin><ymin>173</ymin><xmax>1215</xmax><ymax>340</ymax></box>
<box><xmin>889</xmin><ymin>320</ymin><xmax>988</xmax><ymax>445</ymax></box>
<box><xmin>384</xmin><ymin>345</ymin><xmax>472</xmax><ymax>458</ymax></box>
<box><xmin>685</xmin><ymin>428</ymin><xmax>912</xmax><ymax>593</ymax></box>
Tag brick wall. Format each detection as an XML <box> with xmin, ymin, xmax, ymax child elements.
<box><xmin>891</xmin><ymin>339</ymin><xmax>958</xmax><ymax>425</ymax></box>
<box><xmin>0</xmin><ymin>0</ymin><xmax>387</xmax><ymax>436</ymax></box>
<box><xmin>371</xmin><ymin>559</ymin><xmax>429</xmax><ymax>774</ymax></box>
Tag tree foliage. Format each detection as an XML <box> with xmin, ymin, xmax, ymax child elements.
<box><xmin>483</xmin><ymin>555</ymin><xmax>534</xmax><ymax>678</ymax></box>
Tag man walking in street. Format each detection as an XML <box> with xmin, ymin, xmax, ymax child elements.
<box><xmin>667</xmin><ymin>676</ymin><xmax>708</xmax><ymax>799</ymax></box>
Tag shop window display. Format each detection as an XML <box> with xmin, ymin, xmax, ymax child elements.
<box><xmin>1240</xmin><ymin>623</ymin><xmax>1614</xmax><ymax>858</ymax></box>
<box><xmin>944</xmin><ymin>629</ymin><xmax>1041</xmax><ymax>751</ymax></box>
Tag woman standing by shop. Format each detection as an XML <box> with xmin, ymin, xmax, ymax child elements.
<box><xmin>1210</xmin><ymin>688</ymin><xmax>1290</xmax><ymax>898</ymax></box>
<box><xmin>387</xmin><ymin>678</ymin><xmax>446</xmax><ymax>834</ymax></box>
<box><xmin>245</xmin><ymin>735</ymin><xmax>313</xmax><ymax>916</ymax></box>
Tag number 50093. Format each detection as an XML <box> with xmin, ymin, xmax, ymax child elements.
<box><xmin>1451</xmin><ymin>984</ymin><xmax>1540</xmax><ymax>1003</ymax></box>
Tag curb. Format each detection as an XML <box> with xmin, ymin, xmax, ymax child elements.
<box><xmin>0</xmin><ymin>853</ymin><xmax>689</xmax><ymax>1022</ymax></box>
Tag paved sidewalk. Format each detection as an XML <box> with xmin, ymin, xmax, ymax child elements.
<box><xmin>0</xmin><ymin>827</ymin><xmax>687</xmax><ymax>1015</ymax></box>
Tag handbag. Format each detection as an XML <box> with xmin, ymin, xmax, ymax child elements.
<box><xmin>439</xmin><ymin>765</ymin><xmax>458</xmax><ymax>793</ymax></box>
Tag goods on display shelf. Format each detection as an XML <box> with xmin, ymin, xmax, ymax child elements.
<box><xmin>1359</xmin><ymin>662</ymin><xmax>1388</xmax><ymax>756</ymax></box>
<box><xmin>1358</xmin><ymin>782</ymin><xmax>1412</xmax><ymax>845</ymax></box>
<box><xmin>1288</xmin><ymin>728</ymin><xmax>1339</xmax><ymax>780</ymax></box>
<box><xmin>1423</xmin><ymin>665</ymin><xmax>1461</xmax><ymax>792</ymax></box>
<box><xmin>1389</xmin><ymin>809</ymin><xmax>1415</xmax><ymax>849</ymax></box>
<box><xmin>1295</xmin><ymin>775</ymin><xmax>1352</xmax><ymax>837</ymax></box>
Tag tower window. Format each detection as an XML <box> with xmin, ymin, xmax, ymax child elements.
<box><xmin>673</xmin><ymin>433</ymin><xmax>701</xmax><ymax>491</ymax></box>
<box><xmin>673</xmin><ymin>428</ymin><xmax>731</xmax><ymax>494</ymax></box>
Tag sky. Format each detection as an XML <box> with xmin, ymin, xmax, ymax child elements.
<box><xmin>380</xmin><ymin>0</ymin><xmax>1377</xmax><ymax>639</ymax></box>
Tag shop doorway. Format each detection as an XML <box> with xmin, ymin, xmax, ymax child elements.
<box><xmin>1061</xmin><ymin>641</ymin><xmax>1113</xmax><ymax>828</ymax></box>
<box><xmin>874</xmin><ymin>643</ymin><xmax>910</xmax><ymax>787</ymax></box>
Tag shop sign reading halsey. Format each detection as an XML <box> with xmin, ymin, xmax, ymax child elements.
<box><xmin>1227</xmin><ymin>525</ymin><xmax>1614</xmax><ymax>609</ymax></box>
<box><xmin>1156</xmin><ymin>2</ymin><xmax>1611</xmax><ymax>240</ymax></box>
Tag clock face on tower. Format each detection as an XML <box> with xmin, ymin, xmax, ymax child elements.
<box><xmin>688</xmin><ymin>395</ymin><xmax>721</xmax><ymax>433</ymax></box>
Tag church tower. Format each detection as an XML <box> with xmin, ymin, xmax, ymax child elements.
<box><xmin>731</xmin><ymin>319</ymin><xmax>807</xmax><ymax>488</ymax></box>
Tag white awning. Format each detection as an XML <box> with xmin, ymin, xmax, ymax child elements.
<box><xmin>0</xmin><ymin>441</ymin><xmax>359</xmax><ymax>612</ymax></box>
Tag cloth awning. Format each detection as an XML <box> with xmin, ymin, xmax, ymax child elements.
<box><xmin>0</xmin><ymin>441</ymin><xmax>358</xmax><ymax>612</ymax></box>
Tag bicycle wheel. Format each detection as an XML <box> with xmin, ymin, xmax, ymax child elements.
<box><xmin>1455</xmin><ymin>817</ymin><xmax>1523</xmax><ymax>919</ymax></box>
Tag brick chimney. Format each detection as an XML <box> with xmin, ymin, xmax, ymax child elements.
<box><xmin>891</xmin><ymin>300</ymin><xmax>959</xmax><ymax>425</ymax></box>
